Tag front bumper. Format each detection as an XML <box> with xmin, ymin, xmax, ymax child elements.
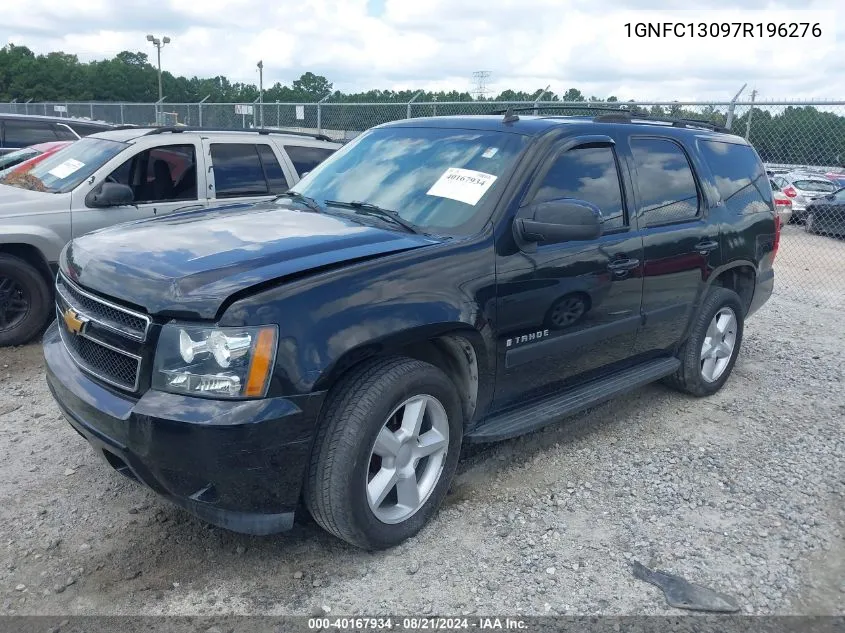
<box><xmin>43</xmin><ymin>322</ymin><xmax>325</xmax><ymax>535</ymax></box>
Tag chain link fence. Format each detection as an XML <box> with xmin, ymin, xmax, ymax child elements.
<box><xmin>2</xmin><ymin>98</ymin><xmax>844</xmax><ymax>306</ymax></box>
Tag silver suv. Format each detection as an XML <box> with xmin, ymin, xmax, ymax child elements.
<box><xmin>771</xmin><ymin>171</ymin><xmax>840</xmax><ymax>223</ymax></box>
<box><xmin>0</xmin><ymin>127</ymin><xmax>341</xmax><ymax>346</ymax></box>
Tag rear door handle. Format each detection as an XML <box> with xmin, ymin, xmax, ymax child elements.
<box><xmin>607</xmin><ymin>258</ymin><xmax>640</xmax><ymax>273</ymax></box>
<box><xmin>694</xmin><ymin>240</ymin><xmax>719</xmax><ymax>253</ymax></box>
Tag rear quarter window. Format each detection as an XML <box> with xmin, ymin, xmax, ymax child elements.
<box><xmin>284</xmin><ymin>145</ymin><xmax>335</xmax><ymax>177</ymax></box>
<box><xmin>698</xmin><ymin>140</ymin><xmax>772</xmax><ymax>215</ymax></box>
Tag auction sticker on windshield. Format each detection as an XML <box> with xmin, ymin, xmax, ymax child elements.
<box><xmin>427</xmin><ymin>167</ymin><xmax>497</xmax><ymax>206</ymax></box>
<box><xmin>47</xmin><ymin>159</ymin><xmax>85</xmax><ymax>179</ymax></box>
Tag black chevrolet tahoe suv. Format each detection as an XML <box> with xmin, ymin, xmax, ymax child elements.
<box><xmin>44</xmin><ymin>110</ymin><xmax>778</xmax><ymax>550</ymax></box>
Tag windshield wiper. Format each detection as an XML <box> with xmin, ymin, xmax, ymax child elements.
<box><xmin>274</xmin><ymin>191</ymin><xmax>324</xmax><ymax>213</ymax></box>
<box><xmin>324</xmin><ymin>200</ymin><xmax>420</xmax><ymax>234</ymax></box>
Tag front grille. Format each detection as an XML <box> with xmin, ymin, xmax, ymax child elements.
<box><xmin>55</xmin><ymin>273</ymin><xmax>147</xmax><ymax>393</ymax></box>
<box><xmin>58</xmin><ymin>319</ymin><xmax>140</xmax><ymax>391</ymax></box>
<box><xmin>56</xmin><ymin>274</ymin><xmax>150</xmax><ymax>341</ymax></box>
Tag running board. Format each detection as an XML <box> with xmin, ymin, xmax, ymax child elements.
<box><xmin>466</xmin><ymin>357</ymin><xmax>681</xmax><ymax>443</ymax></box>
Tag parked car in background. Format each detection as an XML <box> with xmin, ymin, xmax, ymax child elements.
<box><xmin>771</xmin><ymin>172</ymin><xmax>840</xmax><ymax>223</ymax></box>
<box><xmin>0</xmin><ymin>126</ymin><xmax>341</xmax><ymax>346</ymax></box>
<box><xmin>769</xmin><ymin>178</ymin><xmax>793</xmax><ymax>225</ymax></box>
<box><xmin>824</xmin><ymin>171</ymin><xmax>845</xmax><ymax>188</ymax></box>
<box><xmin>0</xmin><ymin>141</ymin><xmax>74</xmax><ymax>176</ymax></box>
<box><xmin>43</xmin><ymin>113</ymin><xmax>777</xmax><ymax>549</ymax></box>
<box><xmin>0</xmin><ymin>114</ymin><xmax>114</xmax><ymax>155</ymax></box>
<box><xmin>805</xmin><ymin>187</ymin><xmax>845</xmax><ymax>237</ymax></box>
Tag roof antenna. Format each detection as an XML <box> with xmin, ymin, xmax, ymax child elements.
<box><xmin>502</xmin><ymin>106</ymin><xmax>520</xmax><ymax>124</ymax></box>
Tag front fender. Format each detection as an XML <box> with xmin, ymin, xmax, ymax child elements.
<box><xmin>219</xmin><ymin>233</ymin><xmax>498</xmax><ymax>401</ymax></box>
<box><xmin>0</xmin><ymin>223</ymin><xmax>68</xmax><ymax>264</ymax></box>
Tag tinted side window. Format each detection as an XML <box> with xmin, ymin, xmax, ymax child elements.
<box><xmin>284</xmin><ymin>145</ymin><xmax>335</xmax><ymax>176</ymax></box>
<box><xmin>210</xmin><ymin>144</ymin><xmax>268</xmax><ymax>198</ymax></box>
<box><xmin>630</xmin><ymin>138</ymin><xmax>699</xmax><ymax>225</ymax></box>
<box><xmin>533</xmin><ymin>145</ymin><xmax>626</xmax><ymax>230</ymax></box>
<box><xmin>256</xmin><ymin>145</ymin><xmax>290</xmax><ymax>193</ymax></box>
<box><xmin>699</xmin><ymin>140</ymin><xmax>771</xmax><ymax>215</ymax></box>
<box><xmin>3</xmin><ymin>120</ymin><xmax>59</xmax><ymax>146</ymax></box>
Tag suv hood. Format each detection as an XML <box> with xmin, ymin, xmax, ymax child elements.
<box><xmin>0</xmin><ymin>183</ymin><xmax>60</xmax><ymax>217</ymax></box>
<box><xmin>62</xmin><ymin>202</ymin><xmax>439</xmax><ymax>320</ymax></box>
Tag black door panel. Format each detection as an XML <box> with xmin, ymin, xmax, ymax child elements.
<box><xmin>628</xmin><ymin>137</ymin><xmax>721</xmax><ymax>356</ymax></box>
<box><xmin>494</xmin><ymin>140</ymin><xmax>644</xmax><ymax>409</ymax></box>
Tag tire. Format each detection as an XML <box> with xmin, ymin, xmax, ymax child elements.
<box><xmin>304</xmin><ymin>357</ymin><xmax>463</xmax><ymax>550</ymax></box>
<box><xmin>0</xmin><ymin>254</ymin><xmax>52</xmax><ymax>347</ymax></box>
<box><xmin>804</xmin><ymin>213</ymin><xmax>815</xmax><ymax>234</ymax></box>
<box><xmin>663</xmin><ymin>287</ymin><xmax>744</xmax><ymax>397</ymax></box>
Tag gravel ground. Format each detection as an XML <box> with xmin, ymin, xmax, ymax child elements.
<box><xmin>0</xmin><ymin>226</ymin><xmax>843</xmax><ymax>617</ymax></box>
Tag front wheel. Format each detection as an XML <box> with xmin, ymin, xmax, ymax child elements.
<box><xmin>0</xmin><ymin>254</ymin><xmax>52</xmax><ymax>347</ymax></box>
<box><xmin>304</xmin><ymin>357</ymin><xmax>463</xmax><ymax>550</ymax></box>
<box><xmin>664</xmin><ymin>287</ymin><xmax>745</xmax><ymax>397</ymax></box>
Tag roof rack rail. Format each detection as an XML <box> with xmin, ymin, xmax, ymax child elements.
<box><xmin>142</xmin><ymin>126</ymin><xmax>335</xmax><ymax>142</ymax></box>
<box><xmin>592</xmin><ymin>111</ymin><xmax>729</xmax><ymax>133</ymax></box>
<box><xmin>489</xmin><ymin>104</ymin><xmax>632</xmax><ymax>115</ymax></box>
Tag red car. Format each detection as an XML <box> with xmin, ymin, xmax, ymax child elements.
<box><xmin>0</xmin><ymin>140</ymin><xmax>75</xmax><ymax>176</ymax></box>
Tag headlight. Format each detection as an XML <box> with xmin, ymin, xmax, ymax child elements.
<box><xmin>153</xmin><ymin>324</ymin><xmax>278</xmax><ymax>399</ymax></box>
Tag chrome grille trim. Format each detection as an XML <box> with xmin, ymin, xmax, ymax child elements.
<box><xmin>56</xmin><ymin>273</ymin><xmax>151</xmax><ymax>342</ymax></box>
<box><xmin>56</xmin><ymin>307</ymin><xmax>142</xmax><ymax>392</ymax></box>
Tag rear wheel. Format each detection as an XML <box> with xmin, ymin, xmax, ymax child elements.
<box><xmin>304</xmin><ymin>357</ymin><xmax>462</xmax><ymax>550</ymax></box>
<box><xmin>664</xmin><ymin>287</ymin><xmax>744</xmax><ymax>397</ymax></box>
<box><xmin>0</xmin><ymin>255</ymin><xmax>51</xmax><ymax>347</ymax></box>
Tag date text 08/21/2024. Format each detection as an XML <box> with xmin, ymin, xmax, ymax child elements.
<box><xmin>307</xmin><ymin>617</ymin><xmax>528</xmax><ymax>630</ymax></box>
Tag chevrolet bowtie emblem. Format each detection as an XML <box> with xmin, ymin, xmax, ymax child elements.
<box><xmin>63</xmin><ymin>308</ymin><xmax>88</xmax><ymax>335</ymax></box>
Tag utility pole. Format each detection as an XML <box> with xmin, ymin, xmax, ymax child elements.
<box><xmin>257</xmin><ymin>60</ymin><xmax>264</xmax><ymax>128</ymax></box>
<box><xmin>146</xmin><ymin>34</ymin><xmax>171</xmax><ymax>124</ymax></box>
<box><xmin>745</xmin><ymin>89</ymin><xmax>757</xmax><ymax>140</ymax></box>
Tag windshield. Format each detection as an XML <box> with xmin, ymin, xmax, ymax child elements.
<box><xmin>0</xmin><ymin>137</ymin><xmax>127</xmax><ymax>193</ymax></box>
<box><xmin>0</xmin><ymin>147</ymin><xmax>40</xmax><ymax>172</ymax></box>
<box><xmin>792</xmin><ymin>179</ymin><xmax>838</xmax><ymax>193</ymax></box>
<box><xmin>290</xmin><ymin>126</ymin><xmax>530</xmax><ymax>236</ymax></box>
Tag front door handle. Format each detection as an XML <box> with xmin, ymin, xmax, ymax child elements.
<box><xmin>695</xmin><ymin>239</ymin><xmax>719</xmax><ymax>253</ymax></box>
<box><xmin>607</xmin><ymin>258</ymin><xmax>640</xmax><ymax>272</ymax></box>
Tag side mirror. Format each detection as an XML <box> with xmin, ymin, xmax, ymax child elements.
<box><xmin>514</xmin><ymin>199</ymin><xmax>603</xmax><ymax>247</ymax></box>
<box><xmin>85</xmin><ymin>182</ymin><xmax>134</xmax><ymax>208</ymax></box>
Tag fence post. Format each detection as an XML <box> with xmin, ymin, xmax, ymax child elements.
<box><xmin>407</xmin><ymin>91</ymin><xmax>423</xmax><ymax>119</ymax></box>
<box><xmin>89</xmin><ymin>103</ymin><xmax>94</xmax><ymax>119</ymax></box>
<box><xmin>317</xmin><ymin>92</ymin><xmax>332</xmax><ymax>135</ymax></box>
<box><xmin>25</xmin><ymin>99</ymin><xmax>32</xmax><ymax>115</ymax></box>
<box><xmin>120</xmin><ymin>103</ymin><xmax>124</xmax><ymax>125</ymax></box>
<box><xmin>533</xmin><ymin>85</ymin><xmax>551</xmax><ymax>116</ymax></box>
<box><xmin>198</xmin><ymin>95</ymin><xmax>210</xmax><ymax>128</ymax></box>
<box><xmin>745</xmin><ymin>89</ymin><xmax>757</xmax><ymax>140</ymax></box>
<box><xmin>725</xmin><ymin>83</ymin><xmax>746</xmax><ymax>131</ymax></box>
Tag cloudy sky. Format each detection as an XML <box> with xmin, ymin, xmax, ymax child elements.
<box><xmin>2</xmin><ymin>0</ymin><xmax>843</xmax><ymax>101</ymax></box>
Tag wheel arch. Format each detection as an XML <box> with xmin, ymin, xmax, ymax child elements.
<box><xmin>706</xmin><ymin>261</ymin><xmax>757</xmax><ymax>316</ymax></box>
<box><xmin>312</xmin><ymin>323</ymin><xmax>489</xmax><ymax>427</ymax></box>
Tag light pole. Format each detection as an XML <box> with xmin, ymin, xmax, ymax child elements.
<box><xmin>146</xmin><ymin>34</ymin><xmax>170</xmax><ymax>124</ymax></box>
<box><xmin>257</xmin><ymin>60</ymin><xmax>264</xmax><ymax>128</ymax></box>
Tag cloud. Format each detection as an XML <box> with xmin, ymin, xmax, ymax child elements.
<box><xmin>1</xmin><ymin>0</ymin><xmax>842</xmax><ymax>100</ymax></box>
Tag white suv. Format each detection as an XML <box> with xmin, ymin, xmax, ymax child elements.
<box><xmin>0</xmin><ymin>127</ymin><xmax>341</xmax><ymax>346</ymax></box>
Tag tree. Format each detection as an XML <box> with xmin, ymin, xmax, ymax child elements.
<box><xmin>561</xmin><ymin>88</ymin><xmax>585</xmax><ymax>102</ymax></box>
<box><xmin>291</xmin><ymin>72</ymin><xmax>333</xmax><ymax>101</ymax></box>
